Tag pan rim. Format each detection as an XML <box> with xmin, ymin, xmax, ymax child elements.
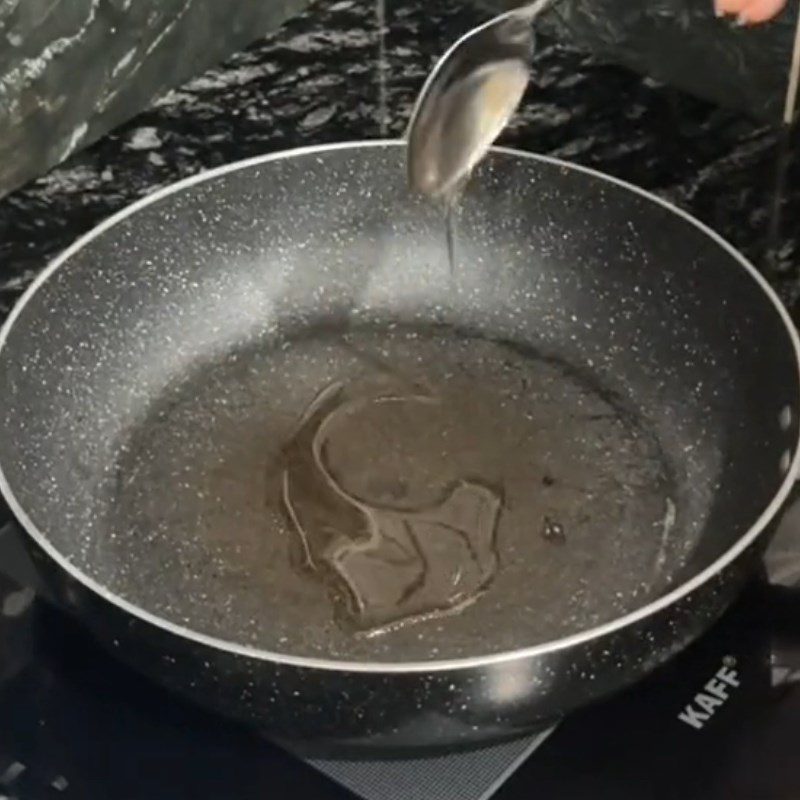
<box><xmin>1</xmin><ymin>138</ymin><xmax>799</xmax><ymax>673</ymax></box>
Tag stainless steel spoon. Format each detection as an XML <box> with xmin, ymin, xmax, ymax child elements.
<box><xmin>406</xmin><ymin>0</ymin><xmax>553</xmax><ymax>200</ymax></box>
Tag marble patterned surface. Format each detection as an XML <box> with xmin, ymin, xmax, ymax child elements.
<box><xmin>0</xmin><ymin>0</ymin><xmax>799</xmax><ymax>325</ymax></box>
<box><xmin>0</xmin><ymin>0</ymin><xmax>311</xmax><ymax>197</ymax></box>
<box><xmin>482</xmin><ymin>0</ymin><xmax>799</xmax><ymax>121</ymax></box>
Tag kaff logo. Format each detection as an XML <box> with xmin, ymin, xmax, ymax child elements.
<box><xmin>677</xmin><ymin>657</ymin><xmax>740</xmax><ymax>730</ymax></box>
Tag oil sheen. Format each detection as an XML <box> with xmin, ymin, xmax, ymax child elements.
<box><xmin>107</xmin><ymin>325</ymin><xmax>687</xmax><ymax>661</ymax></box>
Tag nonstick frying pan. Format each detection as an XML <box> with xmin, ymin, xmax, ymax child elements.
<box><xmin>0</xmin><ymin>141</ymin><xmax>799</xmax><ymax>752</ymax></box>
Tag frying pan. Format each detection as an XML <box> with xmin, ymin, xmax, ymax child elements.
<box><xmin>0</xmin><ymin>141</ymin><xmax>799</xmax><ymax>752</ymax></box>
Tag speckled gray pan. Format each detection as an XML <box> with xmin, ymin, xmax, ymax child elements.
<box><xmin>0</xmin><ymin>141</ymin><xmax>799</xmax><ymax>751</ymax></box>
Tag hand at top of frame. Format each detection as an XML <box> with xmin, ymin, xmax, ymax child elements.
<box><xmin>715</xmin><ymin>0</ymin><xmax>789</xmax><ymax>25</ymax></box>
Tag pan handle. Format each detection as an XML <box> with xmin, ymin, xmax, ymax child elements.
<box><xmin>754</xmin><ymin>476</ymin><xmax>800</xmax><ymax>660</ymax></box>
<box><xmin>751</xmin><ymin>581</ymin><xmax>800</xmax><ymax>686</ymax></box>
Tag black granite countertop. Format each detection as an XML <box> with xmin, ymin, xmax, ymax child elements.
<box><xmin>1</xmin><ymin>0</ymin><xmax>799</xmax><ymax>324</ymax></box>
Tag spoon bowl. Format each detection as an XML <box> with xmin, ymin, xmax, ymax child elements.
<box><xmin>405</xmin><ymin>0</ymin><xmax>551</xmax><ymax>200</ymax></box>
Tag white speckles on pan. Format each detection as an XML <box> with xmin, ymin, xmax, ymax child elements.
<box><xmin>0</xmin><ymin>143</ymin><xmax>798</xmax><ymax>747</ymax></box>
<box><xmin>1</xmin><ymin>143</ymin><xmax>798</xmax><ymax>661</ymax></box>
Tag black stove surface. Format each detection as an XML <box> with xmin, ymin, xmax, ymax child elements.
<box><xmin>2</xmin><ymin>496</ymin><xmax>800</xmax><ymax>800</ymax></box>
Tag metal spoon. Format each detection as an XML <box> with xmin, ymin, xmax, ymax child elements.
<box><xmin>406</xmin><ymin>0</ymin><xmax>553</xmax><ymax>201</ymax></box>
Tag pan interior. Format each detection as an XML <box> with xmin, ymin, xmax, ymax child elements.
<box><xmin>1</xmin><ymin>143</ymin><xmax>797</xmax><ymax>663</ymax></box>
<box><xmin>99</xmin><ymin>323</ymin><xmax>684</xmax><ymax>661</ymax></box>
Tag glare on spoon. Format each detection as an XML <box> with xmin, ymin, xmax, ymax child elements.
<box><xmin>405</xmin><ymin>0</ymin><xmax>552</xmax><ymax>201</ymax></box>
